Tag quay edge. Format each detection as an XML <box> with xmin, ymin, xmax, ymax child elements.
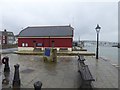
<box><xmin>14</xmin><ymin>51</ymin><xmax>95</xmax><ymax>56</ymax></box>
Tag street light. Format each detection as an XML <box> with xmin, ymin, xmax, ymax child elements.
<box><xmin>95</xmin><ymin>24</ymin><xmax>101</xmax><ymax>59</ymax></box>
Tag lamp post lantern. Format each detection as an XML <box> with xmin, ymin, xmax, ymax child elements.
<box><xmin>95</xmin><ymin>24</ymin><xmax>101</xmax><ymax>59</ymax></box>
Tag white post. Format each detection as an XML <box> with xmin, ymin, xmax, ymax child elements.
<box><xmin>57</xmin><ymin>48</ymin><xmax>60</xmax><ymax>51</ymax></box>
<box><xmin>68</xmin><ymin>48</ymin><xmax>72</xmax><ymax>51</ymax></box>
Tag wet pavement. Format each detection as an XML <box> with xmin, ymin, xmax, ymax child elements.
<box><xmin>1</xmin><ymin>54</ymin><xmax>119</xmax><ymax>88</ymax></box>
<box><xmin>1</xmin><ymin>54</ymin><xmax>81</xmax><ymax>88</ymax></box>
<box><xmin>0</xmin><ymin>48</ymin><xmax>18</xmax><ymax>54</ymax></box>
<box><xmin>85</xmin><ymin>57</ymin><xmax>118</xmax><ymax>88</ymax></box>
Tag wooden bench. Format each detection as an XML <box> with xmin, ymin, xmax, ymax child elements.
<box><xmin>79</xmin><ymin>65</ymin><xmax>95</xmax><ymax>88</ymax></box>
<box><xmin>78</xmin><ymin>55</ymin><xmax>85</xmax><ymax>71</ymax></box>
<box><xmin>78</xmin><ymin>54</ymin><xmax>85</xmax><ymax>61</ymax></box>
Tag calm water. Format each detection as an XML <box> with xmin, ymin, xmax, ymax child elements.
<box><xmin>85</xmin><ymin>46</ymin><xmax>118</xmax><ymax>64</ymax></box>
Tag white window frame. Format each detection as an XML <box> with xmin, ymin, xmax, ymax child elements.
<box><xmin>22</xmin><ymin>43</ymin><xmax>28</xmax><ymax>47</ymax></box>
<box><xmin>3</xmin><ymin>36</ymin><xmax>5</xmax><ymax>39</ymax></box>
<box><xmin>8</xmin><ymin>41</ymin><xmax>13</xmax><ymax>44</ymax></box>
<box><xmin>22</xmin><ymin>43</ymin><xmax>25</xmax><ymax>47</ymax></box>
<box><xmin>26</xmin><ymin>43</ymin><xmax>28</xmax><ymax>47</ymax></box>
<box><xmin>3</xmin><ymin>40</ymin><xmax>5</xmax><ymax>44</ymax></box>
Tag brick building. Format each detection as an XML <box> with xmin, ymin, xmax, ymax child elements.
<box><xmin>0</xmin><ymin>29</ymin><xmax>15</xmax><ymax>45</ymax></box>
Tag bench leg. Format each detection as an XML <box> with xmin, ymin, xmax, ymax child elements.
<box><xmin>78</xmin><ymin>62</ymin><xmax>84</xmax><ymax>72</ymax></box>
<box><xmin>81</xmin><ymin>80</ymin><xmax>92</xmax><ymax>88</ymax></box>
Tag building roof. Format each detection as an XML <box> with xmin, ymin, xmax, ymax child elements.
<box><xmin>19</xmin><ymin>25</ymin><xmax>74</xmax><ymax>37</ymax></box>
<box><xmin>0</xmin><ymin>30</ymin><xmax>14</xmax><ymax>36</ymax></box>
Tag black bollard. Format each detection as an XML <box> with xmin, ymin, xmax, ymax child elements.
<box><xmin>12</xmin><ymin>64</ymin><xmax>21</xmax><ymax>88</ymax></box>
<box><xmin>34</xmin><ymin>81</ymin><xmax>42</xmax><ymax>90</ymax></box>
<box><xmin>2</xmin><ymin>56</ymin><xmax>10</xmax><ymax>72</ymax></box>
<box><xmin>2</xmin><ymin>72</ymin><xmax>10</xmax><ymax>85</ymax></box>
<box><xmin>78</xmin><ymin>54</ymin><xmax>80</xmax><ymax>60</ymax></box>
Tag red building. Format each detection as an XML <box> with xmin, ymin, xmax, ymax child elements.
<box><xmin>18</xmin><ymin>25</ymin><xmax>74</xmax><ymax>51</ymax></box>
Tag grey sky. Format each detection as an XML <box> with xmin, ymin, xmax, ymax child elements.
<box><xmin>0</xmin><ymin>0</ymin><xmax>118</xmax><ymax>42</ymax></box>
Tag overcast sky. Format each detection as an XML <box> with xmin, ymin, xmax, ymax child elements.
<box><xmin>0</xmin><ymin>0</ymin><xmax>118</xmax><ymax>42</ymax></box>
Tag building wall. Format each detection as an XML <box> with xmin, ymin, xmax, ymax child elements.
<box><xmin>18</xmin><ymin>47</ymin><xmax>72</xmax><ymax>51</ymax></box>
<box><xmin>7</xmin><ymin>35</ymin><xmax>15</xmax><ymax>44</ymax></box>
<box><xmin>7</xmin><ymin>32</ymin><xmax>15</xmax><ymax>44</ymax></box>
<box><xmin>2</xmin><ymin>35</ymin><xmax>7</xmax><ymax>44</ymax></box>
<box><xmin>18</xmin><ymin>37</ymin><xmax>72</xmax><ymax>48</ymax></box>
<box><xmin>0</xmin><ymin>31</ymin><xmax>15</xmax><ymax>45</ymax></box>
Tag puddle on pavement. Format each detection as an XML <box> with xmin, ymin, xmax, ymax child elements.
<box><xmin>20</xmin><ymin>68</ymin><xmax>35</xmax><ymax>73</ymax></box>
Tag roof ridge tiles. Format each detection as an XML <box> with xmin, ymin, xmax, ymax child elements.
<box><xmin>28</xmin><ymin>25</ymin><xmax>71</xmax><ymax>28</ymax></box>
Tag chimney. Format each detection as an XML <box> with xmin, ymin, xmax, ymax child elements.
<box><xmin>4</xmin><ymin>29</ymin><xmax>7</xmax><ymax>32</ymax></box>
<box><xmin>69</xmin><ymin>24</ymin><xmax>71</xmax><ymax>27</ymax></box>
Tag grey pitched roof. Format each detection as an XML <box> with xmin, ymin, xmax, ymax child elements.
<box><xmin>19</xmin><ymin>25</ymin><xmax>74</xmax><ymax>37</ymax></box>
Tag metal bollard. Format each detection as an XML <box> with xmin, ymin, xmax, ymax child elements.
<box><xmin>78</xmin><ymin>54</ymin><xmax>80</xmax><ymax>60</ymax></box>
<box><xmin>34</xmin><ymin>81</ymin><xmax>42</xmax><ymax>90</ymax></box>
<box><xmin>2</xmin><ymin>56</ymin><xmax>10</xmax><ymax>72</ymax></box>
<box><xmin>12</xmin><ymin>64</ymin><xmax>21</xmax><ymax>88</ymax></box>
<box><xmin>2</xmin><ymin>72</ymin><xmax>10</xmax><ymax>85</ymax></box>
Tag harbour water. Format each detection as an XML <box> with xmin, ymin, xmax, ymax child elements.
<box><xmin>85</xmin><ymin>46</ymin><xmax>118</xmax><ymax>64</ymax></box>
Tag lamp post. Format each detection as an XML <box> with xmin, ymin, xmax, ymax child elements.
<box><xmin>95</xmin><ymin>24</ymin><xmax>101</xmax><ymax>59</ymax></box>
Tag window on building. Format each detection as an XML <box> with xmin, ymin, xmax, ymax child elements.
<box><xmin>8</xmin><ymin>36</ymin><xmax>13</xmax><ymax>39</ymax></box>
<box><xmin>3</xmin><ymin>36</ymin><xmax>5</xmax><ymax>39</ymax></box>
<box><xmin>36</xmin><ymin>43</ymin><xmax>42</xmax><ymax>47</ymax></box>
<box><xmin>22</xmin><ymin>43</ymin><xmax>25</xmax><ymax>47</ymax></box>
<box><xmin>7</xmin><ymin>33</ymin><xmax>13</xmax><ymax>35</ymax></box>
<box><xmin>8</xmin><ymin>37</ymin><xmax>11</xmax><ymax>39</ymax></box>
<box><xmin>8</xmin><ymin>41</ymin><xmax>13</xmax><ymax>44</ymax></box>
<box><xmin>26</xmin><ymin>43</ymin><xmax>28</xmax><ymax>47</ymax></box>
<box><xmin>3</xmin><ymin>40</ymin><xmax>5</xmax><ymax>44</ymax></box>
<box><xmin>22</xmin><ymin>43</ymin><xmax>28</xmax><ymax>47</ymax></box>
<box><xmin>11</xmin><ymin>37</ymin><xmax>13</xmax><ymax>39</ymax></box>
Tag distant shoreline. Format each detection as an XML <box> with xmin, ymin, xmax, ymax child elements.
<box><xmin>112</xmin><ymin>45</ymin><xmax>120</xmax><ymax>48</ymax></box>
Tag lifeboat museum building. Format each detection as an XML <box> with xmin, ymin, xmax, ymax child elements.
<box><xmin>18</xmin><ymin>25</ymin><xmax>74</xmax><ymax>51</ymax></box>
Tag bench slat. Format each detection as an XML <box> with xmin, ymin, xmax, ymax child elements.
<box><xmin>78</xmin><ymin>55</ymin><xmax>85</xmax><ymax>61</ymax></box>
<box><xmin>79</xmin><ymin>65</ymin><xmax>95</xmax><ymax>81</ymax></box>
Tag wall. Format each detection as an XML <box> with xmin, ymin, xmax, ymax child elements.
<box><xmin>18</xmin><ymin>37</ymin><xmax>72</xmax><ymax>48</ymax></box>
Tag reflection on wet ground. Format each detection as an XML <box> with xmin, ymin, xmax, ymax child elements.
<box><xmin>1</xmin><ymin>54</ymin><xmax>118</xmax><ymax>88</ymax></box>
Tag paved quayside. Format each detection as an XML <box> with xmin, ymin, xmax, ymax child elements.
<box><xmin>1</xmin><ymin>54</ymin><xmax>119</xmax><ymax>88</ymax></box>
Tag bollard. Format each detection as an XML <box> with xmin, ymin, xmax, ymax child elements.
<box><xmin>2</xmin><ymin>56</ymin><xmax>10</xmax><ymax>72</ymax></box>
<box><xmin>34</xmin><ymin>81</ymin><xmax>42</xmax><ymax>90</ymax></box>
<box><xmin>2</xmin><ymin>72</ymin><xmax>10</xmax><ymax>85</ymax></box>
<box><xmin>78</xmin><ymin>54</ymin><xmax>80</xmax><ymax>60</ymax></box>
<box><xmin>12</xmin><ymin>64</ymin><xmax>21</xmax><ymax>88</ymax></box>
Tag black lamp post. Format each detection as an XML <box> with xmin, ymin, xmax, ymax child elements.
<box><xmin>95</xmin><ymin>24</ymin><xmax>101</xmax><ymax>59</ymax></box>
